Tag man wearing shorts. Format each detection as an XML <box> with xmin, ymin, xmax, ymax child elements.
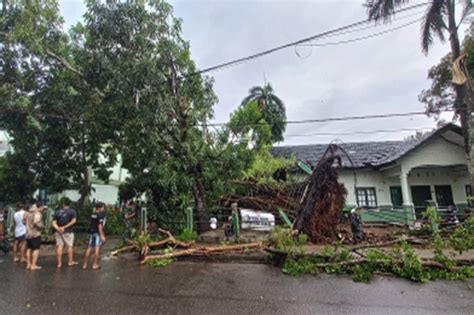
<box><xmin>26</xmin><ymin>202</ymin><xmax>45</xmax><ymax>270</ymax></box>
<box><xmin>52</xmin><ymin>198</ymin><xmax>78</xmax><ymax>268</ymax></box>
<box><xmin>13</xmin><ymin>204</ymin><xmax>27</xmax><ymax>263</ymax></box>
<box><xmin>0</xmin><ymin>206</ymin><xmax>6</xmax><ymax>256</ymax></box>
<box><xmin>82</xmin><ymin>202</ymin><xmax>106</xmax><ymax>270</ymax></box>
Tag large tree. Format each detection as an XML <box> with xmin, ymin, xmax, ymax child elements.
<box><xmin>79</xmin><ymin>1</ymin><xmax>256</xmax><ymax>231</ymax></box>
<box><xmin>241</xmin><ymin>83</ymin><xmax>287</xmax><ymax>143</ymax></box>
<box><xmin>0</xmin><ymin>1</ymin><xmax>118</xmax><ymax>209</ymax></box>
<box><xmin>365</xmin><ymin>0</ymin><xmax>472</xmax><ymax>149</ymax></box>
<box><xmin>420</xmin><ymin>24</ymin><xmax>474</xmax><ymax>117</ymax></box>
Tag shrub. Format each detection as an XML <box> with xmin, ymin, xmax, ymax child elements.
<box><xmin>176</xmin><ymin>228</ymin><xmax>198</xmax><ymax>242</ymax></box>
<box><xmin>105</xmin><ymin>208</ymin><xmax>126</xmax><ymax>236</ymax></box>
<box><xmin>450</xmin><ymin>216</ymin><xmax>474</xmax><ymax>254</ymax></box>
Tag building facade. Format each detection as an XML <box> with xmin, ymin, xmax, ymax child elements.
<box><xmin>272</xmin><ymin>124</ymin><xmax>470</xmax><ymax>225</ymax></box>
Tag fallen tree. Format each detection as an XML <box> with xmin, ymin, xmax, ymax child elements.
<box><xmin>220</xmin><ymin>180</ymin><xmax>304</xmax><ymax>221</ymax></box>
<box><xmin>111</xmin><ymin>228</ymin><xmax>194</xmax><ymax>257</ymax></box>
<box><xmin>313</xmin><ymin>258</ymin><xmax>463</xmax><ymax>271</ymax></box>
<box><xmin>141</xmin><ymin>242</ymin><xmax>263</xmax><ymax>264</ymax></box>
<box><xmin>293</xmin><ymin>145</ymin><xmax>348</xmax><ymax>243</ymax></box>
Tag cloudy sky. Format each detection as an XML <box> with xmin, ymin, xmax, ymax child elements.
<box><xmin>58</xmin><ymin>0</ymin><xmax>468</xmax><ymax>145</ymax></box>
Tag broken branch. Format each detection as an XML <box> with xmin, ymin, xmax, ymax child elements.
<box><xmin>141</xmin><ymin>242</ymin><xmax>263</xmax><ymax>264</ymax></box>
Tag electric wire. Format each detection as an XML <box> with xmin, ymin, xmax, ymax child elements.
<box><xmin>299</xmin><ymin>18</ymin><xmax>423</xmax><ymax>48</ymax></box>
<box><xmin>285</xmin><ymin>127</ymin><xmax>435</xmax><ymax>137</ymax></box>
<box><xmin>0</xmin><ymin>107</ymin><xmax>452</xmax><ymax>127</ymax></box>
<box><xmin>175</xmin><ymin>2</ymin><xmax>429</xmax><ymax>79</ymax></box>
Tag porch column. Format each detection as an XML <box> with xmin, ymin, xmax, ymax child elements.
<box><xmin>400</xmin><ymin>173</ymin><xmax>415</xmax><ymax>226</ymax></box>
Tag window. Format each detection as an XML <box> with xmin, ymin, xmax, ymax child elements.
<box><xmin>390</xmin><ymin>186</ymin><xmax>403</xmax><ymax>209</ymax></box>
<box><xmin>435</xmin><ymin>185</ymin><xmax>454</xmax><ymax>208</ymax></box>
<box><xmin>466</xmin><ymin>185</ymin><xmax>473</xmax><ymax>207</ymax></box>
<box><xmin>356</xmin><ymin>187</ymin><xmax>377</xmax><ymax>208</ymax></box>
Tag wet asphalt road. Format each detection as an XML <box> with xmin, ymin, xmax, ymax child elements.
<box><xmin>0</xmin><ymin>255</ymin><xmax>473</xmax><ymax>315</ymax></box>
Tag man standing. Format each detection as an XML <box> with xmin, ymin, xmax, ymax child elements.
<box><xmin>25</xmin><ymin>202</ymin><xmax>45</xmax><ymax>270</ymax></box>
<box><xmin>0</xmin><ymin>205</ymin><xmax>6</xmax><ymax>256</ymax></box>
<box><xmin>52</xmin><ymin>198</ymin><xmax>78</xmax><ymax>268</ymax></box>
<box><xmin>82</xmin><ymin>202</ymin><xmax>106</xmax><ymax>270</ymax></box>
<box><xmin>123</xmin><ymin>200</ymin><xmax>136</xmax><ymax>239</ymax></box>
<box><xmin>12</xmin><ymin>204</ymin><xmax>27</xmax><ymax>263</ymax></box>
<box><xmin>0</xmin><ymin>204</ymin><xmax>11</xmax><ymax>255</ymax></box>
<box><xmin>350</xmin><ymin>207</ymin><xmax>364</xmax><ymax>244</ymax></box>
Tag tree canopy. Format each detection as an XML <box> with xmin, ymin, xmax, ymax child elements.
<box><xmin>420</xmin><ymin>25</ymin><xmax>474</xmax><ymax>119</ymax></box>
<box><xmin>240</xmin><ymin>83</ymin><xmax>287</xmax><ymax>143</ymax></box>
<box><xmin>0</xmin><ymin>0</ymin><xmax>290</xmax><ymax>230</ymax></box>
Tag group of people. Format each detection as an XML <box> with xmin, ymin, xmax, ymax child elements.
<box><xmin>3</xmin><ymin>198</ymin><xmax>107</xmax><ymax>270</ymax></box>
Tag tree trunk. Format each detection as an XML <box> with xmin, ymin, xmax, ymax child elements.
<box><xmin>2</xmin><ymin>0</ymin><xmax>7</xmax><ymax>15</ymax></box>
<box><xmin>77</xmin><ymin>122</ymin><xmax>90</xmax><ymax>212</ymax></box>
<box><xmin>193</xmin><ymin>177</ymin><xmax>209</xmax><ymax>233</ymax></box>
<box><xmin>77</xmin><ymin>166</ymin><xmax>91</xmax><ymax>213</ymax></box>
<box><xmin>447</xmin><ymin>2</ymin><xmax>473</xmax><ymax>189</ymax></box>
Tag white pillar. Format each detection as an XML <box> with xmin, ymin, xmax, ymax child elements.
<box><xmin>400</xmin><ymin>173</ymin><xmax>410</xmax><ymax>206</ymax></box>
<box><xmin>400</xmin><ymin>172</ymin><xmax>415</xmax><ymax>225</ymax></box>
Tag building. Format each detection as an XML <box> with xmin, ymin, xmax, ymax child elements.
<box><xmin>49</xmin><ymin>156</ymin><xmax>129</xmax><ymax>205</ymax></box>
<box><xmin>0</xmin><ymin>130</ymin><xmax>128</xmax><ymax>205</ymax></box>
<box><xmin>272</xmin><ymin>123</ymin><xmax>470</xmax><ymax>225</ymax></box>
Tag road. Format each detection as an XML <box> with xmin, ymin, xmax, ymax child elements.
<box><xmin>0</xmin><ymin>255</ymin><xmax>473</xmax><ymax>314</ymax></box>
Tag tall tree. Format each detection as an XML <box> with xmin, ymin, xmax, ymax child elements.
<box><xmin>0</xmin><ymin>1</ymin><xmax>118</xmax><ymax>209</ymax></box>
<box><xmin>241</xmin><ymin>83</ymin><xmax>287</xmax><ymax>143</ymax></box>
<box><xmin>420</xmin><ymin>25</ymin><xmax>474</xmax><ymax>117</ymax></box>
<box><xmin>365</xmin><ymin>0</ymin><xmax>472</xmax><ymax>149</ymax></box>
<box><xmin>79</xmin><ymin>0</ymin><xmax>255</xmax><ymax>231</ymax></box>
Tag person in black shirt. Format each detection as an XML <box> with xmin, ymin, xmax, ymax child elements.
<box><xmin>122</xmin><ymin>200</ymin><xmax>137</xmax><ymax>239</ymax></box>
<box><xmin>52</xmin><ymin>198</ymin><xmax>78</xmax><ymax>268</ymax></box>
<box><xmin>82</xmin><ymin>202</ymin><xmax>106</xmax><ymax>270</ymax></box>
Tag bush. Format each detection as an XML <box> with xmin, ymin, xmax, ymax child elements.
<box><xmin>105</xmin><ymin>208</ymin><xmax>126</xmax><ymax>236</ymax></box>
<box><xmin>267</xmin><ymin>226</ymin><xmax>307</xmax><ymax>254</ymax></box>
<box><xmin>147</xmin><ymin>247</ymin><xmax>176</xmax><ymax>268</ymax></box>
<box><xmin>176</xmin><ymin>228</ymin><xmax>198</xmax><ymax>242</ymax></box>
<box><xmin>282</xmin><ymin>256</ymin><xmax>318</xmax><ymax>276</ymax></box>
<box><xmin>450</xmin><ymin>216</ymin><xmax>474</xmax><ymax>254</ymax></box>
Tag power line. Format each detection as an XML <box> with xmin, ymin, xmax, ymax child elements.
<box><xmin>207</xmin><ymin>111</ymin><xmax>443</xmax><ymax>127</ymax></box>
<box><xmin>300</xmin><ymin>18</ymin><xmax>422</xmax><ymax>48</ymax></box>
<box><xmin>176</xmin><ymin>2</ymin><xmax>429</xmax><ymax>79</ymax></box>
<box><xmin>285</xmin><ymin>126</ymin><xmax>435</xmax><ymax>137</ymax></box>
<box><xmin>0</xmin><ymin>107</ymin><xmax>454</xmax><ymax>127</ymax></box>
<box><xmin>294</xmin><ymin>12</ymin><xmax>424</xmax><ymax>58</ymax></box>
<box><xmin>305</xmin><ymin>9</ymin><xmax>425</xmax><ymax>41</ymax></box>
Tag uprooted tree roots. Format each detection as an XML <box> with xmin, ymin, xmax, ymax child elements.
<box><xmin>220</xmin><ymin>180</ymin><xmax>304</xmax><ymax>221</ymax></box>
<box><xmin>294</xmin><ymin>154</ymin><xmax>347</xmax><ymax>243</ymax></box>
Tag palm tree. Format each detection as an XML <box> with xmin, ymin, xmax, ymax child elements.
<box><xmin>366</xmin><ymin>0</ymin><xmax>474</xmax><ymax>190</ymax></box>
<box><xmin>241</xmin><ymin>83</ymin><xmax>287</xmax><ymax>143</ymax></box>
<box><xmin>365</xmin><ymin>0</ymin><xmax>472</xmax><ymax>150</ymax></box>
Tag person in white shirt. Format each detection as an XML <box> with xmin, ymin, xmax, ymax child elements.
<box><xmin>13</xmin><ymin>204</ymin><xmax>27</xmax><ymax>263</ymax></box>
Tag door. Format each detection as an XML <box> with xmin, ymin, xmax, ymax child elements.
<box><xmin>411</xmin><ymin>186</ymin><xmax>432</xmax><ymax>218</ymax></box>
<box><xmin>435</xmin><ymin>185</ymin><xmax>454</xmax><ymax>209</ymax></box>
<box><xmin>390</xmin><ymin>186</ymin><xmax>403</xmax><ymax>209</ymax></box>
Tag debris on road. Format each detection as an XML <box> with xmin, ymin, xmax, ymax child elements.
<box><xmin>141</xmin><ymin>242</ymin><xmax>263</xmax><ymax>264</ymax></box>
<box><xmin>111</xmin><ymin>228</ymin><xmax>194</xmax><ymax>257</ymax></box>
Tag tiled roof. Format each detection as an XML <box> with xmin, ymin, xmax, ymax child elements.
<box><xmin>271</xmin><ymin>124</ymin><xmax>462</xmax><ymax>169</ymax></box>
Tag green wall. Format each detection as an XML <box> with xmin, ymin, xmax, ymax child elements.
<box><xmin>344</xmin><ymin>203</ymin><xmax>468</xmax><ymax>226</ymax></box>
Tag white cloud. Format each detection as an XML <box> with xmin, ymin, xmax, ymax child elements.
<box><xmin>58</xmin><ymin>0</ymin><xmax>465</xmax><ymax>145</ymax></box>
